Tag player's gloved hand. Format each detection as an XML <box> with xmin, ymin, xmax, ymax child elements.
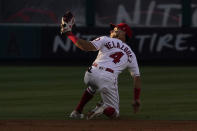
<box><xmin>132</xmin><ymin>99</ymin><xmax>141</xmax><ymax>114</ymax></box>
<box><xmin>61</xmin><ymin>11</ymin><xmax>75</xmax><ymax>34</ymax></box>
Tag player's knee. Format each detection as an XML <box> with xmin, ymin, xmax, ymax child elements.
<box><xmin>103</xmin><ymin>106</ymin><xmax>118</xmax><ymax>118</ymax></box>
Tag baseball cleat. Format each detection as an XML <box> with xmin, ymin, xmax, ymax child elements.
<box><xmin>86</xmin><ymin>102</ymin><xmax>104</xmax><ymax>120</ymax></box>
<box><xmin>69</xmin><ymin>110</ymin><xmax>84</xmax><ymax>119</ymax></box>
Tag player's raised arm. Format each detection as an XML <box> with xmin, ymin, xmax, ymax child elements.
<box><xmin>60</xmin><ymin>11</ymin><xmax>97</xmax><ymax>51</ymax></box>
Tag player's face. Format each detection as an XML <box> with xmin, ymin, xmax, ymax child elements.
<box><xmin>110</xmin><ymin>27</ymin><xmax>126</xmax><ymax>39</ymax></box>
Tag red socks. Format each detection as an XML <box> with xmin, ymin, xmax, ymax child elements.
<box><xmin>75</xmin><ymin>90</ymin><xmax>93</xmax><ymax>113</ymax></box>
<box><xmin>103</xmin><ymin>107</ymin><xmax>116</xmax><ymax>118</ymax></box>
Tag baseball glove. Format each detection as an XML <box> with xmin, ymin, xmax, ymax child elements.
<box><xmin>60</xmin><ymin>11</ymin><xmax>75</xmax><ymax>34</ymax></box>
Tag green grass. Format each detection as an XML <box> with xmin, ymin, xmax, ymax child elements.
<box><xmin>0</xmin><ymin>66</ymin><xmax>197</xmax><ymax>120</ymax></box>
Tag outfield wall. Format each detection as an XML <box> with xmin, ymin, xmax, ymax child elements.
<box><xmin>0</xmin><ymin>25</ymin><xmax>197</xmax><ymax>65</ymax></box>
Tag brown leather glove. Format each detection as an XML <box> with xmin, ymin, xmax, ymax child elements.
<box><xmin>61</xmin><ymin>11</ymin><xmax>75</xmax><ymax>34</ymax></box>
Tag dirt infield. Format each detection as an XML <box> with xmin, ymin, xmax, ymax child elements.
<box><xmin>0</xmin><ymin>120</ymin><xmax>197</xmax><ymax>131</ymax></box>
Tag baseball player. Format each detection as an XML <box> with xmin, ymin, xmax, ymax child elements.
<box><xmin>61</xmin><ymin>11</ymin><xmax>141</xmax><ymax>119</ymax></box>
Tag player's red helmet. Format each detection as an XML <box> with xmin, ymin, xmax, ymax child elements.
<box><xmin>110</xmin><ymin>23</ymin><xmax>132</xmax><ymax>38</ymax></box>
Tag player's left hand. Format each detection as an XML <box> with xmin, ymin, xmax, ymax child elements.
<box><xmin>61</xmin><ymin>11</ymin><xmax>75</xmax><ymax>34</ymax></box>
<box><xmin>132</xmin><ymin>100</ymin><xmax>141</xmax><ymax>114</ymax></box>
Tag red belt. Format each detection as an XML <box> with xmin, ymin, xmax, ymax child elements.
<box><xmin>92</xmin><ymin>63</ymin><xmax>114</xmax><ymax>73</ymax></box>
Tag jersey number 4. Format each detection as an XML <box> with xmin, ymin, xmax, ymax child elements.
<box><xmin>109</xmin><ymin>52</ymin><xmax>124</xmax><ymax>64</ymax></box>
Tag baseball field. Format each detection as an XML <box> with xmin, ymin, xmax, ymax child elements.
<box><xmin>0</xmin><ymin>66</ymin><xmax>197</xmax><ymax>130</ymax></box>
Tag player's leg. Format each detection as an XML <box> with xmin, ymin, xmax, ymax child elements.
<box><xmin>75</xmin><ymin>86</ymin><xmax>96</xmax><ymax>113</ymax></box>
<box><xmin>86</xmin><ymin>87</ymin><xmax>119</xmax><ymax>119</ymax></box>
<box><xmin>100</xmin><ymin>86</ymin><xmax>119</xmax><ymax>118</ymax></box>
<box><xmin>70</xmin><ymin>86</ymin><xmax>96</xmax><ymax>118</ymax></box>
<box><xmin>87</xmin><ymin>74</ymin><xmax>119</xmax><ymax>119</ymax></box>
<box><xmin>70</xmin><ymin>70</ymin><xmax>97</xmax><ymax>118</ymax></box>
<box><xmin>101</xmin><ymin>74</ymin><xmax>119</xmax><ymax>118</ymax></box>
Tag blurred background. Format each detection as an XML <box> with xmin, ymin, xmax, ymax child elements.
<box><xmin>0</xmin><ymin>0</ymin><xmax>197</xmax><ymax>65</ymax></box>
<box><xmin>0</xmin><ymin>0</ymin><xmax>197</xmax><ymax>120</ymax></box>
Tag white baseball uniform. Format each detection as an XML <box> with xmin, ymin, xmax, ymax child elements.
<box><xmin>84</xmin><ymin>36</ymin><xmax>140</xmax><ymax>116</ymax></box>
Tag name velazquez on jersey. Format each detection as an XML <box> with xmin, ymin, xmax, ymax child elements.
<box><xmin>104</xmin><ymin>41</ymin><xmax>132</xmax><ymax>58</ymax></box>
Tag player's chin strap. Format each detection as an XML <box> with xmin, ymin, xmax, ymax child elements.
<box><xmin>66</xmin><ymin>32</ymin><xmax>78</xmax><ymax>44</ymax></box>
